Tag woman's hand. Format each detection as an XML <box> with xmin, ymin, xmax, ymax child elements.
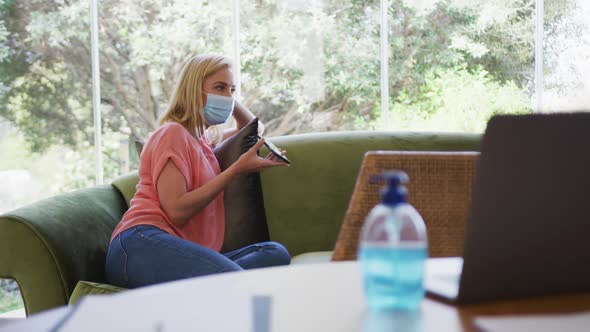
<box><xmin>229</xmin><ymin>138</ymin><xmax>289</xmax><ymax>174</ymax></box>
<box><xmin>265</xmin><ymin>148</ymin><xmax>288</xmax><ymax>163</ymax></box>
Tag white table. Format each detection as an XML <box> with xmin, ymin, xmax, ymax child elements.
<box><xmin>4</xmin><ymin>261</ymin><xmax>590</xmax><ymax>331</ymax></box>
<box><xmin>67</xmin><ymin>262</ymin><xmax>379</xmax><ymax>332</ymax></box>
<box><xmin>1</xmin><ymin>262</ymin><xmax>454</xmax><ymax>332</ymax></box>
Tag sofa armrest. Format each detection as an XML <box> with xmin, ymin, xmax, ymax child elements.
<box><xmin>0</xmin><ymin>185</ymin><xmax>127</xmax><ymax>315</ymax></box>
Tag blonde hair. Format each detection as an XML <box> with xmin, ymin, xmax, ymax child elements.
<box><xmin>159</xmin><ymin>54</ymin><xmax>232</xmax><ymax>144</ymax></box>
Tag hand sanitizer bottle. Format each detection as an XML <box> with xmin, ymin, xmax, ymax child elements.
<box><xmin>359</xmin><ymin>171</ymin><xmax>428</xmax><ymax>311</ymax></box>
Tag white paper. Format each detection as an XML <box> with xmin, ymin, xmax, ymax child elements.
<box><xmin>475</xmin><ymin>311</ymin><xmax>590</xmax><ymax>332</ymax></box>
<box><xmin>424</xmin><ymin>257</ymin><xmax>463</xmax><ymax>299</ymax></box>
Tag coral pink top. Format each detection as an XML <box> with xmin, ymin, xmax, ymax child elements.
<box><xmin>110</xmin><ymin>122</ymin><xmax>225</xmax><ymax>252</ymax></box>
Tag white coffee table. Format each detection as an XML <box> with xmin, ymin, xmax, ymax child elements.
<box><xmin>2</xmin><ymin>261</ymin><xmax>465</xmax><ymax>332</ymax></box>
<box><xmin>7</xmin><ymin>260</ymin><xmax>590</xmax><ymax>332</ymax></box>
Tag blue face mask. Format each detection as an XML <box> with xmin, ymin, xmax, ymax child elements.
<box><xmin>203</xmin><ymin>93</ymin><xmax>235</xmax><ymax>125</ymax></box>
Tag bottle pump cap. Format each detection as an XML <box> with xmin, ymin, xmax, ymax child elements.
<box><xmin>370</xmin><ymin>171</ymin><xmax>408</xmax><ymax>207</ymax></box>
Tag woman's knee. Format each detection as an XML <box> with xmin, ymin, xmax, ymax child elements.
<box><xmin>265</xmin><ymin>241</ymin><xmax>291</xmax><ymax>266</ymax></box>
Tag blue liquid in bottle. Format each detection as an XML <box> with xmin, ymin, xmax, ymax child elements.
<box><xmin>360</xmin><ymin>244</ymin><xmax>427</xmax><ymax>311</ymax></box>
<box><xmin>358</xmin><ymin>171</ymin><xmax>428</xmax><ymax>312</ymax></box>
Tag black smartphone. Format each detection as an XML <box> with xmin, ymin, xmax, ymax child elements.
<box><xmin>258</xmin><ymin>136</ymin><xmax>291</xmax><ymax>164</ymax></box>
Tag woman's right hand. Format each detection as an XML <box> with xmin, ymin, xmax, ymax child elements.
<box><xmin>230</xmin><ymin>138</ymin><xmax>289</xmax><ymax>175</ymax></box>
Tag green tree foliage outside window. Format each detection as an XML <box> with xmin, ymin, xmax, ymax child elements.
<box><xmin>0</xmin><ymin>0</ymin><xmax>580</xmax><ymax>184</ymax></box>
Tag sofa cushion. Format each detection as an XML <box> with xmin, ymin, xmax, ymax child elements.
<box><xmin>213</xmin><ymin>118</ymin><xmax>270</xmax><ymax>253</ymax></box>
<box><xmin>69</xmin><ymin>281</ymin><xmax>126</xmax><ymax>305</ymax></box>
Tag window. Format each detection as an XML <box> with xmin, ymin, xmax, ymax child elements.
<box><xmin>385</xmin><ymin>0</ymin><xmax>534</xmax><ymax>132</ymax></box>
<box><xmin>95</xmin><ymin>0</ymin><xmax>589</xmax><ymax>180</ymax></box>
<box><xmin>542</xmin><ymin>0</ymin><xmax>590</xmax><ymax>111</ymax></box>
<box><xmin>240</xmin><ymin>0</ymin><xmax>380</xmax><ymax>135</ymax></box>
<box><xmin>98</xmin><ymin>0</ymin><xmax>233</xmax><ymax>182</ymax></box>
<box><xmin>0</xmin><ymin>1</ymin><xmax>97</xmax><ymax>202</ymax></box>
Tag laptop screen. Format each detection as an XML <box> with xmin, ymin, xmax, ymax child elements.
<box><xmin>458</xmin><ymin>113</ymin><xmax>590</xmax><ymax>303</ymax></box>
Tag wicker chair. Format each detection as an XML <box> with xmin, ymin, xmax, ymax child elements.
<box><xmin>332</xmin><ymin>151</ymin><xmax>479</xmax><ymax>261</ymax></box>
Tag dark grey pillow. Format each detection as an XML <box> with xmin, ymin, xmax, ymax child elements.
<box><xmin>134</xmin><ymin>118</ymin><xmax>270</xmax><ymax>252</ymax></box>
<box><xmin>213</xmin><ymin>118</ymin><xmax>270</xmax><ymax>252</ymax></box>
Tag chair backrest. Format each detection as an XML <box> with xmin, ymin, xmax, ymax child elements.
<box><xmin>332</xmin><ymin>151</ymin><xmax>479</xmax><ymax>261</ymax></box>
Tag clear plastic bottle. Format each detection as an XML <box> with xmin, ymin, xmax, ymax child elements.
<box><xmin>358</xmin><ymin>171</ymin><xmax>428</xmax><ymax>311</ymax></box>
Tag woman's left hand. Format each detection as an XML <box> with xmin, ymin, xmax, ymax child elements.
<box><xmin>230</xmin><ymin>138</ymin><xmax>289</xmax><ymax>175</ymax></box>
<box><xmin>265</xmin><ymin>149</ymin><xmax>288</xmax><ymax>163</ymax></box>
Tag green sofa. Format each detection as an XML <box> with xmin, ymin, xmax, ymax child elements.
<box><xmin>0</xmin><ymin>131</ymin><xmax>480</xmax><ymax>316</ymax></box>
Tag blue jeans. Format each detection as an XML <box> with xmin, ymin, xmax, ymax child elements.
<box><xmin>105</xmin><ymin>225</ymin><xmax>291</xmax><ymax>288</ymax></box>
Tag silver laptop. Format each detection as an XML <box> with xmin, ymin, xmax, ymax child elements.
<box><xmin>425</xmin><ymin>113</ymin><xmax>590</xmax><ymax>304</ymax></box>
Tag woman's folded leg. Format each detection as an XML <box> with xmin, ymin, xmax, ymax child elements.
<box><xmin>106</xmin><ymin>225</ymin><xmax>243</xmax><ymax>288</ymax></box>
<box><xmin>223</xmin><ymin>241</ymin><xmax>291</xmax><ymax>270</ymax></box>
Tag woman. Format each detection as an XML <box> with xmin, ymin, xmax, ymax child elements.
<box><xmin>105</xmin><ymin>54</ymin><xmax>291</xmax><ymax>289</ymax></box>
